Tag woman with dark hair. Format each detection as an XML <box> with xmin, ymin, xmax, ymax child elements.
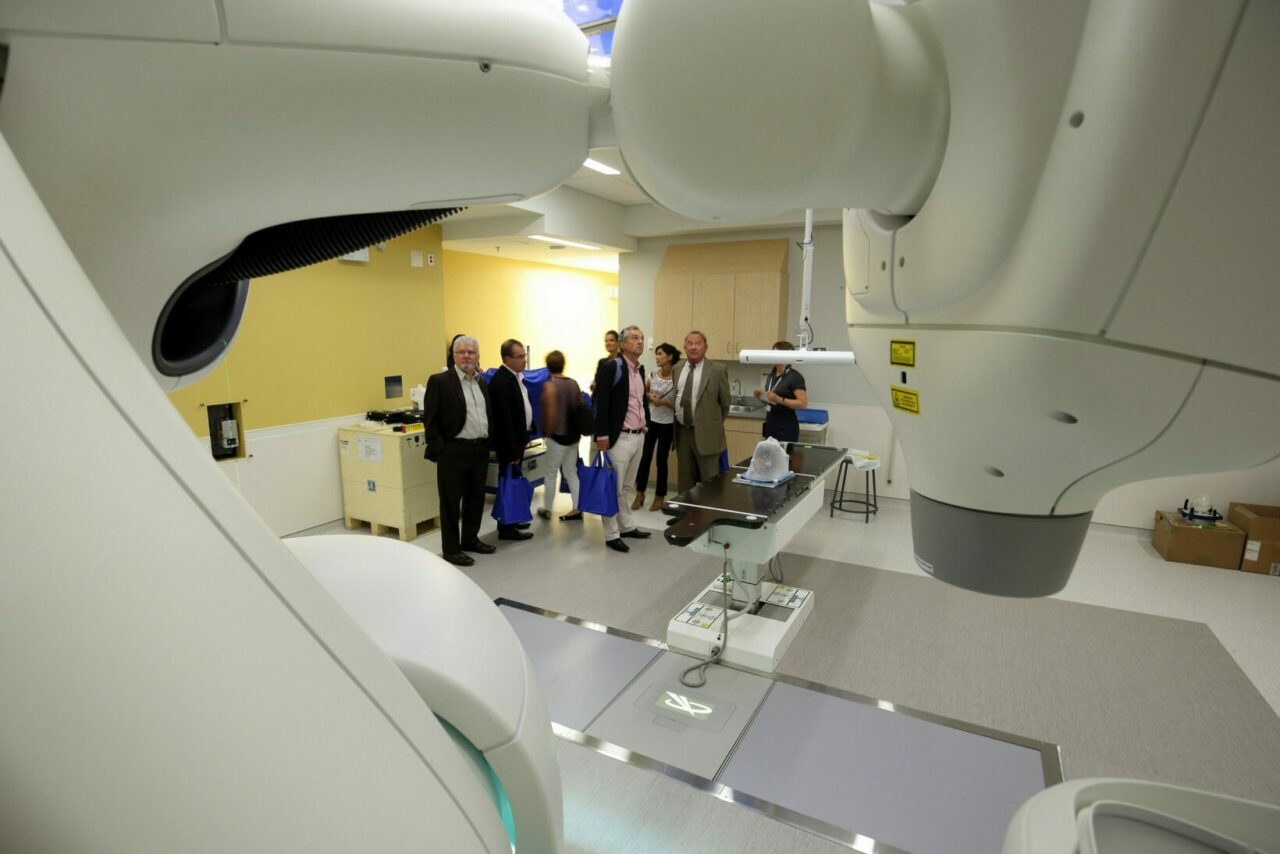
<box><xmin>632</xmin><ymin>342</ymin><xmax>679</xmax><ymax>511</ymax></box>
<box><xmin>590</xmin><ymin>329</ymin><xmax>620</xmax><ymax>393</ymax></box>
<box><xmin>537</xmin><ymin>349</ymin><xmax>584</xmax><ymax>521</ymax></box>
<box><xmin>754</xmin><ymin>340</ymin><xmax>808</xmax><ymax>443</ymax></box>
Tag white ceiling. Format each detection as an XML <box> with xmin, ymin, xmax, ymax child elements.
<box><xmin>444</xmin><ymin>231</ymin><xmax>624</xmax><ymax>273</ymax></box>
<box><xmin>560</xmin><ymin>147</ymin><xmax>652</xmax><ymax>206</ymax></box>
<box><xmin>440</xmin><ymin>146</ymin><xmax>841</xmax><ymax>274</ymax></box>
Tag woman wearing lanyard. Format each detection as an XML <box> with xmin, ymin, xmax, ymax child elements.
<box><xmin>754</xmin><ymin>341</ymin><xmax>808</xmax><ymax>443</ymax></box>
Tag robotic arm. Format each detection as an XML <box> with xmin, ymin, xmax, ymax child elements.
<box><xmin>612</xmin><ymin>0</ymin><xmax>1280</xmax><ymax>596</ymax></box>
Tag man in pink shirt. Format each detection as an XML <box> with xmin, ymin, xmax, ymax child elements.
<box><xmin>592</xmin><ymin>325</ymin><xmax>652</xmax><ymax>552</ymax></box>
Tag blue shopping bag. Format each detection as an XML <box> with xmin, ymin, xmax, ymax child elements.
<box><xmin>491</xmin><ymin>463</ymin><xmax>534</xmax><ymax>525</ymax></box>
<box><xmin>576</xmin><ymin>452</ymin><xmax>619</xmax><ymax>517</ymax></box>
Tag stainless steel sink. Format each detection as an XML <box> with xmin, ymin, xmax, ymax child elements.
<box><xmin>729</xmin><ymin>404</ymin><xmax>763</xmax><ymax>415</ymax></box>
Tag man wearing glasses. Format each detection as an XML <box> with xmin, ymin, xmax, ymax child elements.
<box><xmin>489</xmin><ymin>338</ymin><xmax>536</xmax><ymax>543</ymax></box>
<box><xmin>423</xmin><ymin>335</ymin><xmax>495</xmax><ymax>567</ymax></box>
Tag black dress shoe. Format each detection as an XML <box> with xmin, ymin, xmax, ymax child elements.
<box><xmin>559</xmin><ymin>512</ymin><xmax>584</xmax><ymax>522</ymax></box>
<box><xmin>441</xmin><ymin>552</ymin><xmax>475</xmax><ymax>567</ymax></box>
<box><xmin>604</xmin><ymin>538</ymin><xmax>630</xmax><ymax>553</ymax></box>
<box><xmin>498</xmin><ymin>529</ymin><xmax>534</xmax><ymax>541</ymax></box>
<box><xmin>461</xmin><ymin>541</ymin><xmax>496</xmax><ymax>554</ymax></box>
<box><xmin>620</xmin><ymin>529</ymin><xmax>652</xmax><ymax>539</ymax></box>
<box><xmin>515</xmin><ymin>522</ymin><xmax>532</xmax><ymax>530</ymax></box>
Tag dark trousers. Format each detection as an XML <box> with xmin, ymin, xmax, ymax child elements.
<box><xmin>635</xmin><ymin>421</ymin><xmax>674</xmax><ymax>495</ymax></box>
<box><xmin>437</xmin><ymin>440</ymin><xmax>489</xmax><ymax>554</ymax></box>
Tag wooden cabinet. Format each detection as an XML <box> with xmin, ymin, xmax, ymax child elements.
<box><xmin>338</xmin><ymin>425</ymin><xmax>439</xmax><ymax>541</ymax></box>
<box><xmin>725</xmin><ymin>417</ymin><xmax>765</xmax><ymax>467</ymax></box>
<box><xmin>733</xmin><ymin>271</ymin><xmax>788</xmax><ymax>352</ymax></box>
<box><xmin>653</xmin><ymin>272</ymin><xmax>692</xmax><ymax>351</ymax></box>
<box><xmin>692</xmin><ymin>273</ymin><xmax>736</xmax><ymax>358</ymax></box>
<box><xmin>652</xmin><ymin>240</ymin><xmax>788</xmax><ymax>358</ymax></box>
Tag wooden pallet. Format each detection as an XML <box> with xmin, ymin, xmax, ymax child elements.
<box><xmin>343</xmin><ymin>514</ymin><xmax>439</xmax><ymax>542</ymax></box>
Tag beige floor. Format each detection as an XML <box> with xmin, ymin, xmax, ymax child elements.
<box><xmin>301</xmin><ymin>487</ymin><xmax>1280</xmax><ymax>718</ymax></box>
<box><xmin>293</xmin><ymin>486</ymin><xmax>1280</xmax><ymax>849</ymax></box>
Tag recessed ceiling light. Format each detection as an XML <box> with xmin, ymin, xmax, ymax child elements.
<box><xmin>582</xmin><ymin>157</ymin><xmax>621</xmax><ymax>176</ymax></box>
<box><xmin>528</xmin><ymin>234</ymin><xmax>600</xmax><ymax>251</ymax></box>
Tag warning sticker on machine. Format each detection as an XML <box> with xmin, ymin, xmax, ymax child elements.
<box><xmin>890</xmin><ymin>340</ymin><xmax>916</xmax><ymax>367</ymax></box>
<box><xmin>891</xmin><ymin>385</ymin><xmax>920</xmax><ymax>415</ymax></box>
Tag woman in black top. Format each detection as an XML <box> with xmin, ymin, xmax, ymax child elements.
<box><xmin>753</xmin><ymin>341</ymin><xmax>808</xmax><ymax>443</ymax></box>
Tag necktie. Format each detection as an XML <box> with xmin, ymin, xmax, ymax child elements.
<box><xmin>680</xmin><ymin>364</ymin><xmax>695</xmax><ymax>426</ymax></box>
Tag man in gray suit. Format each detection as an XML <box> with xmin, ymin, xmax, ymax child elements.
<box><xmin>673</xmin><ymin>330</ymin><xmax>731</xmax><ymax>494</ymax></box>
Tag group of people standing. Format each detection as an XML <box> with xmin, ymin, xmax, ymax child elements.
<box><xmin>422</xmin><ymin>334</ymin><xmax>538</xmax><ymax>567</ymax></box>
<box><xmin>421</xmin><ymin>326</ymin><xmax>806</xmax><ymax>566</ymax></box>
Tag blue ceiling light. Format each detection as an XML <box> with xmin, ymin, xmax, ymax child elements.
<box><xmin>561</xmin><ymin>0</ymin><xmax>623</xmax><ymax>57</ymax></box>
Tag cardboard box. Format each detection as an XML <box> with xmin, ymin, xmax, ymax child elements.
<box><xmin>1227</xmin><ymin>502</ymin><xmax>1280</xmax><ymax>576</ymax></box>
<box><xmin>1151</xmin><ymin>511</ymin><xmax>1245</xmax><ymax>570</ymax></box>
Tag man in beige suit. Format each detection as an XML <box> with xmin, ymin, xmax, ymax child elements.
<box><xmin>673</xmin><ymin>330</ymin><xmax>732</xmax><ymax>494</ymax></box>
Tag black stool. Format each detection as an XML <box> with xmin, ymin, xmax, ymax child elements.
<box><xmin>830</xmin><ymin>453</ymin><xmax>880</xmax><ymax>522</ymax></box>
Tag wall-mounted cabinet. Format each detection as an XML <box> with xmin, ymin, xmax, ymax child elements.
<box><xmin>651</xmin><ymin>240</ymin><xmax>789</xmax><ymax>358</ymax></box>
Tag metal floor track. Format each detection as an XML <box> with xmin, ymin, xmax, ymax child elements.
<box><xmin>497</xmin><ymin>599</ymin><xmax>1063</xmax><ymax>854</ymax></box>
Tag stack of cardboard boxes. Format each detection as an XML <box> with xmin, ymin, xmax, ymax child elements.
<box><xmin>1151</xmin><ymin>502</ymin><xmax>1280</xmax><ymax>576</ymax></box>
<box><xmin>1229</xmin><ymin>503</ymin><xmax>1280</xmax><ymax>576</ymax></box>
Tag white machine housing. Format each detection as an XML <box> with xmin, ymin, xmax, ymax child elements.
<box><xmin>1004</xmin><ymin>778</ymin><xmax>1280</xmax><ymax>853</ymax></box>
<box><xmin>4</xmin><ymin>0</ymin><xmax>1280</xmax><ymax>850</ymax></box>
<box><xmin>0</xmin><ymin>1</ymin><xmax>589</xmax><ymax>851</ymax></box>
<box><xmin>612</xmin><ymin>0</ymin><xmax>1280</xmax><ymax>596</ymax></box>
<box><xmin>0</xmin><ymin>0</ymin><xmax>594</xmax><ymax>389</ymax></box>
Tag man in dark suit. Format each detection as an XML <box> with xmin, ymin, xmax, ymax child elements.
<box><xmin>593</xmin><ymin>325</ymin><xmax>652</xmax><ymax>553</ymax></box>
<box><xmin>488</xmin><ymin>339</ymin><xmax>535</xmax><ymax>542</ymax></box>
<box><xmin>423</xmin><ymin>334</ymin><xmax>495</xmax><ymax>567</ymax></box>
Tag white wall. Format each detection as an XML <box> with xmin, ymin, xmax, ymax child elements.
<box><xmin>200</xmin><ymin>413</ymin><xmax>363</xmax><ymax>537</ymax></box>
<box><xmin>619</xmin><ymin>227</ymin><xmax>1280</xmax><ymax>529</ymax></box>
<box><xmin>1096</xmin><ymin>460</ymin><xmax>1280</xmax><ymax>529</ymax></box>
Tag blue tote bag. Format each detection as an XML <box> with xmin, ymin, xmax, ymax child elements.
<box><xmin>491</xmin><ymin>463</ymin><xmax>534</xmax><ymax>525</ymax></box>
<box><xmin>576</xmin><ymin>452</ymin><xmax>619</xmax><ymax>517</ymax></box>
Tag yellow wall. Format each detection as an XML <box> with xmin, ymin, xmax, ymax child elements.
<box><xmin>442</xmin><ymin>251</ymin><xmax>618</xmax><ymax>388</ymax></box>
<box><xmin>169</xmin><ymin>226</ymin><xmax>446</xmax><ymax>434</ymax></box>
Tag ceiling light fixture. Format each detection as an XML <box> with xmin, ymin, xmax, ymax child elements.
<box><xmin>528</xmin><ymin>234</ymin><xmax>601</xmax><ymax>251</ymax></box>
<box><xmin>582</xmin><ymin>157</ymin><xmax>621</xmax><ymax>176</ymax></box>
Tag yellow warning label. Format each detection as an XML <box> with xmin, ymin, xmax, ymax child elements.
<box><xmin>890</xmin><ymin>340</ymin><xmax>916</xmax><ymax>367</ymax></box>
<box><xmin>891</xmin><ymin>385</ymin><xmax>920</xmax><ymax>415</ymax></box>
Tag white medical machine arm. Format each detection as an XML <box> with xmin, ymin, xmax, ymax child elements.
<box><xmin>0</xmin><ymin>0</ymin><xmax>591</xmax><ymax>390</ymax></box>
<box><xmin>0</xmin><ymin>2</ymin><xmax>585</xmax><ymax>851</ymax></box>
<box><xmin>613</xmin><ymin>0</ymin><xmax>1280</xmax><ymax>596</ymax></box>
